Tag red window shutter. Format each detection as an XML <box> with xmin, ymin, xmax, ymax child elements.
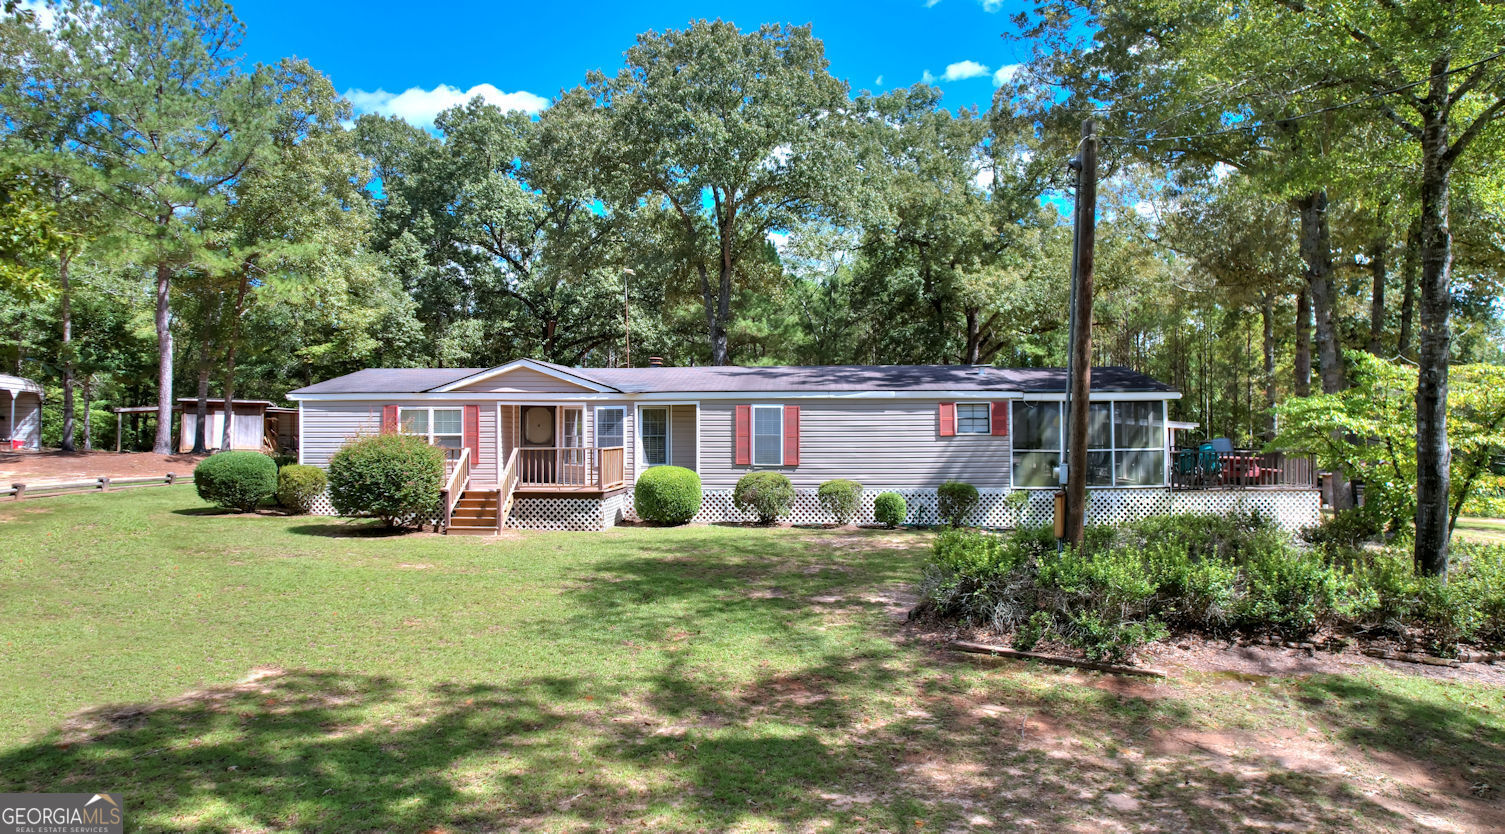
<box><xmin>784</xmin><ymin>405</ymin><xmax>800</xmax><ymax>466</ymax></box>
<box><xmin>734</xmin><ymin>405</ymin><xmax>751</xmax><ymax>465</ymax></box>
<box><xmin>381</xmin><ymin>404</ymin><xmax>399</xmax><ymax>434</ymax></box>
<box><xmin>991</xmin><ymin>402</ymin><xmax>1009</xmax><ymax>436</ymax></box>
<box><xmin>938</xmin><ymin>402</ymin><xmax>956</xmax><ymax>437</ymax></box>
<box><xmin>463</xmin><ymin>404</ymin><xmax>480</xmax><ymax>460</ymax></box>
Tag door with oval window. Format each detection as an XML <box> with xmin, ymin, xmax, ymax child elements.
<box><xmin>522</xmin><ymin>406</ymin><xmax>555</xmax><ymax>483</ymax></box>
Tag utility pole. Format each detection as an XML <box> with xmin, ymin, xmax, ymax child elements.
<box><xmin>1064</xmin><ymin>119</ymin><xmax>1098</xmax><ymax>546</ymax></box>
<box><xmin>622</xmin><ymin>268</ymin><xmax>635</xmax><ymax>368</ymax></box>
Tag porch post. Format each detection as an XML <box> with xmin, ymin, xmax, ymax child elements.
<box><xmin>7</xmin><ymin>389</ymin><xmax>15</xmax><ymax>448</ymax></box>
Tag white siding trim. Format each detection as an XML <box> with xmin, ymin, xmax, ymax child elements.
<box><xmin>296</xmin><ymin>404</ymin><xmax>305</xmax><ymax>465</ymax></box>
<box><xmin>288</xmin><ymin>390</ymin><xmax>1038</xmax><ymax>403</ymax></box>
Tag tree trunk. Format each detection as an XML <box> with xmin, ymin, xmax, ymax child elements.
<box><xmin>221</xmin><ymin>269</ymin><xmax>252</xmax><ymax>452</ymax></box>
<box><xmin>1297</xmin><ymin>190</ymin><xmax>1354</xmax><ymax>510</ymax></box>
<box><xmin>58</xmin><ymin>252</ymin><xmax>75</xmax><ymax>452</ymax></box>
<box><xmin>1294</xmin><ymin>288</ymin><xmax>1312</xmax><ymax>397</ymax></box>
<box><xmin>963</xmin><ymin>307</ymin><xmax>981</xmax><ymax>364</ymax></box>
<box><xmin>1398</xmin><ymin>214</ymin><xmax>1420</xmax><ymax>359</ymax></box>
<box><xmin>192</xmin><ymin>341</ymin><xmax>211</xmax><ymax>455</ymax></box>
<box><xmin>81</xmin><ymin>376</ymin><xmax>92</xmax><ymax>451</ymax></box>
<box><xmin>1367</xmin><ymin>218</ymin><xmax>1387</xmax><ymax>355</ymax></box>
<box><xmin>152</xmin><ymin>258</ymin><xmax>174</xmax><ymax>455</ymax></box>
<box><xmin>1261</xmin><ymin>293</ymin><xmax>1277</xmax><ymax>442</ymax></box>
<box><xmin>1414</xmin><ymin>68</ymin><xmax>1455</xmax><ymax>578</ymax></box>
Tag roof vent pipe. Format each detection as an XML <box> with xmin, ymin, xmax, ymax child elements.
<box><xmin>649</xmin><ymin>356</ymin><xmax>664</xmax><ymax>367</ymax></box>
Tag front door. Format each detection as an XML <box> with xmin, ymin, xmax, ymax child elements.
<box><xmin>521</xmin><ymin>406</ymin><xmax>555</xmax><ymax>483</ymax></box>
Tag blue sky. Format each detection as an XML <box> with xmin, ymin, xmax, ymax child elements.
<box><xmin>227</xmin><ymin>0</ymin><xmax>1039</xmax><ymax>127</ymax></box>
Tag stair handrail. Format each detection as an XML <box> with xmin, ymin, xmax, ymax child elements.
<box><xmin>440</xmin><ymin>446</ymin><xmax>471</xmax><ymax>532</ymax></box>
<box><xmin>497</xmin><ymin>447</ymin><xmax>520</xmax><ymax>532</ymax></box>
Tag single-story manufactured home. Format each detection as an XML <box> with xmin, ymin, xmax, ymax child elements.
<box><xmin>1</xmin><ymin>373</ymin><xmax>44</xmax><ymax>451</ymax></box>
<box><xmin>287</xmin><ymin>359</ymin><xmax>1320</xmax><ymax>533</ymax></box>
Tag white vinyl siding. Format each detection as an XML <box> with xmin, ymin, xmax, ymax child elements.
<box><xmin>705</xmin><ymin>399</ymin><xmax>1011</xmax><ymax>489</ymax></box>
<box><xmin>752</xmin><ymin>405</ymin><xmax>783</xmax><ymax>466</ymax></box>
<box><xmin>301</xmin><ymin>401</ymin><xmax>498</xmax><ymax>486</ymax></box>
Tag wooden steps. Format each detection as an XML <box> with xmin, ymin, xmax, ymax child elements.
<box><xmin>446</xmin><ymin>489</ymin><xmax>499</xmax><ymax>535</ymax></box>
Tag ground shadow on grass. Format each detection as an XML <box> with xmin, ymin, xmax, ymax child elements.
<box><xmin>0</xmin><ymin>661</ymin><xmax>1444</xmax><ymax>832</ymax></box>
<box><xmin>285</xmin><ymin>520</ymin><xmax>416</xmax><ymax>538</ymax></box>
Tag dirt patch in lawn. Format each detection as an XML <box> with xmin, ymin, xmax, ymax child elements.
<box><xmin>0</xmin><ymin>450</ymin><xmax>206</xmax><ymax>484</ymax></box>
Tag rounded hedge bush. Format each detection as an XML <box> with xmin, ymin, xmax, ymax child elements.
<box><xmin>817</xmin><ymin>479</ymin><xmax>863</xmax><ymax>525</ymax></box>
<box><xmin>328</xmin><ymin>433</ymin><xmax>445</xmax><ymax>529</ymax></box>
<box><xmin>194</xmin><ymin>451</ymin><xmax>277</xmax><ymax>512</ymax></box>
<box><xmin>276</xmin><ymin>464</ymin><xmax>328</xmax><ymax>515</ymax></box>
<box><xmin>634</xmin><ymin>465</ymin><xmax>702</xmax><ymax>525</ymax></box>
<box><xmin>734</xmin><ymin>471</ymin><xmax>795</xmax><ymax>525</ymax></box>
<box><xmin>874</xmin><ymin>492</ymin><xmax>907</xmax><ymax>529</ymax></box>
<box><xmin>938</xmin><ymin>480</ymin><xmax>980</xmax><ymax>527</ymax></box>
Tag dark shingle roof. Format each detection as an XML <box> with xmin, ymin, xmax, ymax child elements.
<box><xmin>290</xmin><ymin>362</ymin><xmax>1174</xmax><ymax>396</ymax></box>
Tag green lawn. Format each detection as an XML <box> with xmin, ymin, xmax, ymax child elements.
<box><xmin>1455</xmin><ymin>516</ymin><xmax>1505</xmax><ymax>544</ymax></box>
<box><xmin>2</xmin><ymin>488</ymin><xmax>1504</xmax><ymax>832</ymax></box>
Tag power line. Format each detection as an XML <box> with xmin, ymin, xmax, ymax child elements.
<box><xmin>1101</xmin><ymin>48</ymin><xmax>1505</xmax><ymax>146</ymax></box>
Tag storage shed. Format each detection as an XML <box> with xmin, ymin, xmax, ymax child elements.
<box><xmin>0</xmin><ymin>373</ymin><xmax>44</xmax><ymax>451</ymax></box>
<box><xmin>176</xmin><ymin>399</ymin><xmax>298</xmax><ymax>454</ymax></box>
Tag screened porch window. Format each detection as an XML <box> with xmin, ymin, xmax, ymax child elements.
<box><xmin>1011</xmin><ymin>400</ymin><xmax>1166</xmax><ymax>488</ymax></box>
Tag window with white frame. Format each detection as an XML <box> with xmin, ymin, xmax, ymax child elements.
<box><xmin>1113</xmin><ymin>401</ymin><xmax>1165</xmax><ymax>485</ymax></box>
<box><xmin>595</xmin><ymin>406</ymin><xmax>625</xmax><ymax>449</ymax></box>
<box><xmin>1010</xmin><ymin>400</ymin><xmax>1165</xmax><ymax>488</ymax></box>
<box><xmin>640</xmin><ymin>407</ymin><xmax>668</xmax><ymax>467</ymax></box>
<box><xmin>561</xmin><ymin>407</ymin><xmax>584</xmax><ymax>447</ymax></box>
<box><xmin>399</xmin><ymin>407</ymin><xmax>463</xmax><ymax>449</ymax></box>
<box><xmin>752</xmin><ymin>405</ymin><xmax>783</xmax><ymax>466</ymax></box>
<box><xmin>1011</xmin><ymin>401</ymin><xmax>1062</xmax><ymax>487</ymax></box>
<box><xmin>956</xmin><ymin>403</ymin><xmax>990</xmax><ymax>434</ymax></box>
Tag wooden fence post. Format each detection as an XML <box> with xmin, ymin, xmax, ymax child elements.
<box><xmin>12</xmin><ymin>483</ymin><xmax>24</xmax><ymax>500</ymax></box>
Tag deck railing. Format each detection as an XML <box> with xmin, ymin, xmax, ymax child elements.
<box><xmin>497</xmin><ymin>448</ymin><xmax>520</xmax><ymax>531</ymax></box>
<box><xmin>516</xmin><ymin>446</ymin><xmax>627</xmax><ymax>490</ymax></box>
<box><xmin>1171</xmin><ymin>448</ymin><xmax>1316</xmax><ymax>491</ymax></box>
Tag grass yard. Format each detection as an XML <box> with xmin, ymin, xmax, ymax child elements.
<box><xmin>1455</xmin><ymin>516</ymin><xmax>1505</xmax><ymax>545</ymax></box>
<box><xmin>2</xmin><ymin>488</ymin><xmax>1504</xmax><ymax>832</ymax></box>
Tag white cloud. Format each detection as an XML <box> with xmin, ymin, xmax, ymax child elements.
<box><xmin>921</xmin><ymin>70</ymin><xmax>938</xmax><ymax>85</ymax></box>
<box><xmin>924</xmin><ymin>0</ymin><xmax>942</xmax><ymax>7</ymax></box>
<box><xmin>992</xmin><ymin>64</ymin><xmax>1022</xmax><ymax>87</ymax></box>
<box><xmin>875</xmin><ymin>75</ymin><xmax>884</xmax><ymax>86</ymax></box>
<box><xmin>980</xmin><ymin>0</ymin><xmax>1005</xmax><ymax>10</ymax></box>
<box><xmin>8</xmin><ymin>0</ymin><xmax>57</xmax><ymax>29</ymax></box>
<box><xmin>343</xmin><ymin>83</ymin><xmax>549</xmax><ymax>128</ymax></box>
<box><xmin>942</xmin><ymin>60</ymin><xmax>990</xmax><ymax>81</ymax></box>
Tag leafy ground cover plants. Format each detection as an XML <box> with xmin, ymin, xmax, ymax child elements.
<box><xmin>916</xmin><ymin>511</ymin><xmax>1505</xmax><ymax>664</ymax></box>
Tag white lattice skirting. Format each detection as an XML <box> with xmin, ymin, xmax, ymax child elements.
<box><xmin>622</xmin><ymin>487</ymin><xmax>1319</xmax><ymax>532</ymax></box>
<box><xmin>309</xmin><ymin>486</ymin><xmax>1319</xmax><ymax>533</ymax></box>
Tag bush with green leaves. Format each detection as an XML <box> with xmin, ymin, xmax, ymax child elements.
<box><xmin>733</xmin><ymin>471</ymin><xmax>795</xmax><ymax>524</ymax></box>
<box><xmin>327</xmin><ymin>433</ymin><xmax>445</xmax><ymax>529</ymax></box>
<box><xmin>633</xmin><ymin>465</ymin><xmax>703</xmax><ymax>525</ymax></box>
<box><xmin>937</xmin><ymin>480</ymin><xmax>979</xmax><ymax>527</ymax></box>
<box><xmin>276</xmin><ymin>464</ymin><xmax>328</xmax><ymax>515</ymax></box>
<box><xmin>816</xmin><ymin>479</ymin><xmax>862</xmax><ymax>525</ymax></box>
<box><xmin>194</xmin><ymin>451</ymin><xmax>277</xmax><ymax>512</ymax></box>
<box><xmin>874</xmin><ymin>492</ymin><xmax>906</xmax><ymax>528</ymax></box>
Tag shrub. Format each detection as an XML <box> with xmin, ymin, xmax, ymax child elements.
<box><xmin>1062</xmin><ymin>612</ymin><xmax>1169</xmax><ymax>665</ymax></box>
<box><xmin>817</xmin><ymin>479</ymin><xmax>863</xmax><ymax>525</ymax></box>
<box><xmin>327</xmin><ymin>433</ymin><xmax>445</xmax><ymax>528</ymax></box>
<box><xmin>194</xmin><ymin>451</ymin><xmax>277</xmax><ymax>512</ymax></box>
<box><xmin>1300</xmin><ymin>508</ymin><xmax>1383</xmax><ymax>552</ymax></box>
<box><xmin>937</xmin><ymin>480</ymin><xmax>980</xmax><ymax>527</ymax></box>
<box><xmin>1235</xmin><ymin>547</ymin><xmax>1348</xmax><ymax>638</ymax></box>
<box><xmin>634</xmin><ymin>465</ymin><xmax>702</xmax><ymax>525</ymax></box>
<box><xmin>267</xmin><ymin>453</ymin><xmax>297</xmax><ymax>469</ymax></box>
<box><xmin>733</xmin><ymin>471</ymin><xmax>795</xmax><ymax>525</ymax></box>
<box><xmin>874</xmin><ymin>492</ymin><xmax>907</xmax><ymax>528</ymax></box>
<box><xmin>276</xmin><ymin>464</ymin><xmax>327</xmax><ymax>515</ymax></box>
